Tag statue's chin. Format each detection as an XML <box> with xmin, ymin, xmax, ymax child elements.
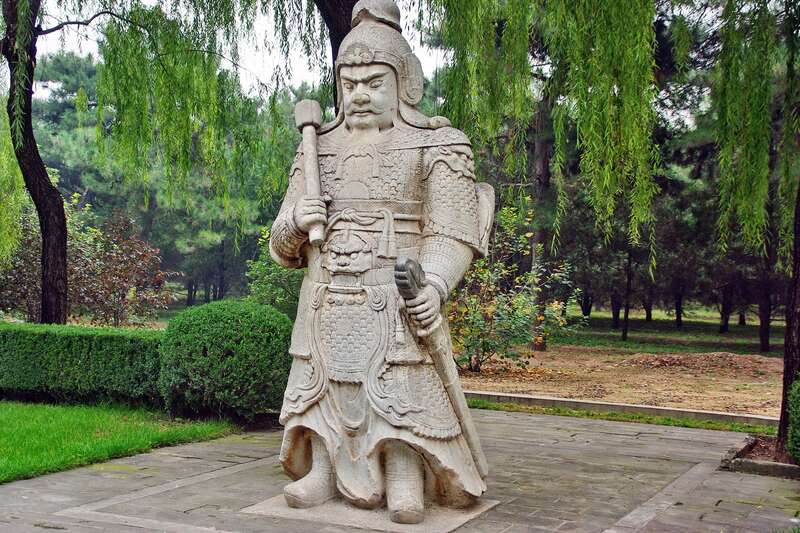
<box><xmin>345</xmin><ymin>113</ymin><xmax>393</xmax><ymax>132</ymax></box>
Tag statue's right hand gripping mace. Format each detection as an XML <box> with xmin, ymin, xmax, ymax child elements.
<box><xmin>294</xmin><ymin>99</ymin><xmax>325</xmax><ymax>247</ymax></box>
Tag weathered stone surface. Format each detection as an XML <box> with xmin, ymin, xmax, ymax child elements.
<box><xmin>268</xmin><ymin>0</ymin><xmax>494</xmax><ymax>524</ymax></box>
<box><xmin>241</xmin><ymin>494</ymin><xmax>499</xmax><ymax>532</ymax></box>
<box><xmin>0</xmin><ymin>410</ymin><xmax>798</xmax><ymax>532</ymax></box>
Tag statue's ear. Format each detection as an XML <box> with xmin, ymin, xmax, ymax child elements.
<box><xmin>401</xmin><ymin>53</ymin><xmax>423</xmax><ymax>105</ymax></box>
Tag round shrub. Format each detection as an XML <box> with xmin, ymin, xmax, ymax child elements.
<box><xmin>788</xmin><ymin>378</ymin><xmax>800</xmax><ymax>462</ymax></box>
<box><xmin>159</xmin><ymin>300</ymin><xmax>292</xmax><ymax>422</ymax></box>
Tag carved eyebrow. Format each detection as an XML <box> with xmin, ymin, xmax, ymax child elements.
<box><xmin>341</xmin><ymin>71</ymin><xmax>386</xmax><ymax>84</ymax></box>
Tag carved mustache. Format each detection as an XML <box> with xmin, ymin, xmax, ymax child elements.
<box><xmin>346</xmin><ymin>103</ymin><xmax>386</xmax><ymax>115</ymax></box>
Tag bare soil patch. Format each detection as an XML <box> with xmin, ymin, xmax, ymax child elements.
<box><xmin>737</xmin><ymin>435</ymin><xmax>799</xmax><ymax>469</ymax></box>
<box><xmin>459</xmin><ymin>345</ymin><xmax>783</xmax><ymax>416</ymax></box>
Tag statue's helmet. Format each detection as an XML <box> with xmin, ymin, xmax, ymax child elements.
<box><xmin>334</xmin><ymin>0</ymin><xmax>424</xmax><ymax>110</ymax></box>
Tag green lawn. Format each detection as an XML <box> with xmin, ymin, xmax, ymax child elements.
<box><xmin>555</xmin><ymin>308</ymin><xmax>785</xmax><ymax>356</ymax></box>
<box><xmin>0</xmin><ymin>401</ymin><xmax>235</xmax><ymax>484</ymax></box>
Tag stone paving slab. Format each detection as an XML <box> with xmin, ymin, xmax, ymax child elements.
<box><xmin>0</xmin><ymin>410</ymin><xmax>798</xmax><ymax>532</ymax></box>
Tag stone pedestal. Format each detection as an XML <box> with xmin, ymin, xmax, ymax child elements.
<box><xmin>241</xmin><ymin>495</ymin><xmax>500</xmax><ymax>532</ymax></box>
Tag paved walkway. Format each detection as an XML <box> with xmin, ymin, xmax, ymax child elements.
<box><xmin>0</xmin><ymin>410</ymin><xmax>798</xmax><ymax>532</ymax></box>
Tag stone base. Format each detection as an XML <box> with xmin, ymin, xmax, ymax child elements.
<box><xmin>241</xmin><ymin>495</ymin><xmax>500</xmax><ymax>532</ymax></box>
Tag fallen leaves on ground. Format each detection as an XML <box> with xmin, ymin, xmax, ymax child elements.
<box><xmin>619</xmin><ymin>351</ymin><xmax>777</xmax><ymax>377</ymax></box>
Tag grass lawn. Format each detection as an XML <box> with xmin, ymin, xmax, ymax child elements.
<box><xmin>555</xmin><ymin>308</ymin><xmax>784</xmax><ymax>355</ymax></box>
<box><xmin>0</xmin><ymin>401</ymin><xmax>235</xmax><ymax>484</ymax></box>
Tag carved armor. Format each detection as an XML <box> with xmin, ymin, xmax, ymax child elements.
<box><xmin>271</xmin><ymin>0</ymin><xmax>493</xmax><ymax>512</ymax></box>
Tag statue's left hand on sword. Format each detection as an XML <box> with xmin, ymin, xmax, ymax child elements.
<box><xmin>394</xmin><ymin>257</ymin><xmax>443</xmax><ymax>338</ymax></box>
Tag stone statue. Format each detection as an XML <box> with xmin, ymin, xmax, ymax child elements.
<box><xmin>269</xmin><ymin>0</ymin><xmax>494</xmax><ymax>524</ymax></box>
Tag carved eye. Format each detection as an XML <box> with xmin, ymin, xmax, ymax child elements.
<box><xmin>343</xmin><ymin>83</ymin><xmax>353</xmax><ymax>92</ymax></box>
<box><xmin>330</xmin><ymin>252</ymin><xmax>338</xmax><ymax>259</ymax></box>
<box><xmin>350</xmin><ymin>252</ymin><xmax>358</xmax><ymax>259</ymax></box>
<box><xmin>369</xmin><ymin>79</ymin><xmax>383</xmax><ymax>89</ymax></box>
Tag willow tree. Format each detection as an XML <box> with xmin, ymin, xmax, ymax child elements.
<box><xmin>0</xmin><ymin>0</ymin><xmax>339</xmax><ymax>323</ymax></box>
<box><xmin>713</xmin><ymin>0</ymin><xmax>799</xmax><ymax>454</ymax></box>
<box><xmin>421</xmin><ymin>0</ymin><xmax>659</xmax><ymax>257</ymax></box>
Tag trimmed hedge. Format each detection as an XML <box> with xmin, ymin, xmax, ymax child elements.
<box><xmin>788</xmin><ymin>379</ymin><xmax>800</xmax><ymax>461</ymax></box>
<box><xmin>0</xmin><ymin>322</ymin><xmax>163</xmax><ymax>406</ymax></box>
<box><xmin>158</xmin><ymin>300</ymin><xmax>292</xmax><ymax>422</ymax></box>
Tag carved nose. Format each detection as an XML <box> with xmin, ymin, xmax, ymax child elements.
<box><xmin>352</xmin><ymin>92</ymin><xmax>370</xmax><ymax>105</ymax></box>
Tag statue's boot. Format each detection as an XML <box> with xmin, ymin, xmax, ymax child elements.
<box><xmin>284</xmin><ymin>435</ymin><xmax>335</xmax><ymax>508</ymax></box>
<box><xmin>385</xmin><ymin>441</ymin><xmax>424</xmax><ymax>524</ymax></box>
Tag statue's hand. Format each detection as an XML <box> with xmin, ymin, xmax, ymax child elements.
<box><xmin>405</xmin><ymin>284</ymin><xmax>441</xmax><ymax>329</ymax></box>
<box><xmin>293</xmin><ymin>196</ymin><xmax>327</xmax><ymax>234</ymax></box>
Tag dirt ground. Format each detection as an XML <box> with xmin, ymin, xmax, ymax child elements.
<box><xmin>459</xmin><ymin>345</ymin><xmax>783</xmax><ymax>417</ymax></box>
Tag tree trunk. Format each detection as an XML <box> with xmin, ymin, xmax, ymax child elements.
<box><xmin>216</xmin><ymin>241</ymin><xmax>226</xmax><ymax>300</ymax></box>
<box><xmin>622</xmin><ymin>250</ymin><xmax>632</xmax><ymax>341</ymax></box>
<box><xmin>674</xmin><ymin>291</ymin><xmax>683</xmax><ymax>329</ymax></box>
<box><xmin>204</xmin><ymin>282</ymin><xmax>211</xmax><ymax>303</ymax></box>
<box><xmin>758</xmin><ymin>279</ymin><xmax>772</xmax><ymax>352</ymax></box>
<box><xmin>610</xmin><ymin>295</ymin><xmax>622</xmax><ymax>329</ymax></box>
<box><xmin>580</xmin><ymin>292</ymin><xmax>593</xmax><ymax>317</ymax></box>
<box><xmin>778</xmin><ymin>167</ymin><xmax>800</xmax><ymax>455</ymax></box>
<box><xmin>643</xmin><ymin>285</ymin><xmax>654</xmax><ymax>322</ymax></box>
<box><xmin>739</xmin><ymin>311</ymin><xmax>747</xmax><ymax>326</ymax></box>
<box><xmin>313</xmin><ymin>0</ymin><xmax>360</xmax><ymax>110</ymax></box>
<box><xmin>186</xmin><ymin>280</ymin><xmax>195</xmax><ymax>306</ymax></box>
<box><xmin>719</xmin><ymin>283</ymin><xmax>734</xmax><ymax>334</ymax></box>
<box><xmin>2</xmin><ymin>2</ymin><xmax>68</xmax><ymax>324</ymax></box>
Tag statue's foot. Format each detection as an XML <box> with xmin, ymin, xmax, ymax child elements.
<box><xmin>284</xmin><ymin>469</ymin><xmax>336</xmax><ymax>508</ymax></box>
<box><xmin>284</xmin><ymin>435</ymin><xmax>335</xmax><ymax>509</ymax></box>
<box><xmin>388</xmin><ymin>497</ymin><xmax>424</xmax><ymax>525</ymax></box>
<box><xmin>385</xmin><ymin>442</ymin><xmax>424</xmax><ymax>524</ymax></box>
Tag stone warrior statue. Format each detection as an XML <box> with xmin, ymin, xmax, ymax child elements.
<box><xmin>270</xmin><ymin>0</ymin><xmax>494</xmax><ymax>524</ymax></box>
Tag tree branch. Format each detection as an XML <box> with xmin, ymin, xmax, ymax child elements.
<box><xmin>36</xmin><ymin>10</ymin><xmax>137</xmax><ymax>36</ymax></box>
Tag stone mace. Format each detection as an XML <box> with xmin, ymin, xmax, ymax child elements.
<box><xmin>294</xmin><ymin>99</ymin><xmax>325</xmax><ymax>247</ymax></box>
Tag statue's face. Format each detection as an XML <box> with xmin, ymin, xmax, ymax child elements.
<box><xmin>340</xmin><ymin>63</ymin><xmax>398</xmax><ymax>131</ymax></box>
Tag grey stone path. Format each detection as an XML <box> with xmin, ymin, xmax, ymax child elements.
<box><xmin>0</xmin><ymin>410</ymin><xmax>798</xmax><ymax>532</ymax></box>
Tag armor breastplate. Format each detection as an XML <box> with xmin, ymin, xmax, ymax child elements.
<box><xmin>318</xmin><ymin>142</ymin><xmax>424</xmax><ymax>202</ymax></box>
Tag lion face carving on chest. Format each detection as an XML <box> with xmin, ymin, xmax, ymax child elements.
<box><xmin>322</xmin><ymin>230</ymin><xmax>372</xmax><ymax>275</ymax></box>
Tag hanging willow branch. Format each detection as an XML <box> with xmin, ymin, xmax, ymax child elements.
<box><xmin>778</xmin><ymin>0</ymin><xmax>800</xmax><ymax>263</ymax></box>
<box><xmin>423</xmin><ymin>0</ymin><xmax>659</xmax><ymax>255</ymax></box>
<box><xmin>0</xmin><ymin>107</ymin><xmax>24</xmax><ymax>264</ymax></box>
<box><xmin>714</xmin><ymin>0</ymin><xmax>776</xmax><ymax>255</ymax></box>
<box><xmin>546</xmin><ymin>0</ymin><xmax>659</xmax><ymax>249</ymax></box>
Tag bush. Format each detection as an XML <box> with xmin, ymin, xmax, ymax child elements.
<box><xmin>158</xmin><ymin>300</ymin><xmax>292</xmax><ymax>422</ymax></box>
<box><xmin>788</xmin><ymin>379</ymin><xmax>800</xmax><ymax>461</ymax></box>
<box><xmin>246</xmin><ymin>225</ymin><xmax>304</xmax><ymax>319</ymax></box>
<box><xmin>448</xmin><ymin>205</ymin><xmax>581</xmax><ymax>372</ymax></box>
<box><xmin>0</xmin><ymin>322</ymin><xmax>163</xmax><ymax>406</ymax></box>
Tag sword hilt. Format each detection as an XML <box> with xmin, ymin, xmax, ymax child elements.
<box><xmin>394</xmin><ymin>256</ymin><xmax>426</xmax><ymax>300</ymax></box>
<box><xmin>394</xmin><ymin>256</ymin><xmax>441</xmax><ymax>337</ymax></box>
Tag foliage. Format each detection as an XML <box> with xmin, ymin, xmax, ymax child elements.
<box><xmin>31</xmin><ymin>53</ymin><xmax>302</xmax><ymax>303</ymax></box>
<box><xmin>83</xmin><ymin>214</ymin><xmax>176</xmax><ymax>326</ymax></box>
<box><xmin>0</xmin><ymin>322</ymin><xmax>164</xmax><ymax>406</ymax></box>
<box><xmin>422</xmin><ymin>1</ymin><xmax>658</xmax><ymax>248</ymax></box>
<box><xmin>0</xmin><ymin>106</ymin><xmax>25</xmax><ymax>265</ymax></box>
<box><xmin>714</xmin><ymin>0</ymin><xmax>777</xmax><ymax>254</ymax></box>
<box><xmin>546</xmin><ymin>0</ymin><xmax>659</xmax><ymax>248</ymax></box>
<box><xmin>246</xmin><ymin>225</ymin><xmax>304</xmax><ymax>318</ymax></box>
<box><xmin>788</xmin><ymin>378</ymin><xmax>800</xmax><ymax>461</ymax></box>
<box><xmin>448</xmin><ymin>205</ymin><xmax>580</xmax><ymax>372</ymax></box>
<box><xmin>0</xmin><ymin>401</ymin><xmax>232</xmax><ymax>484</ymax></box>
<box><xmin>158</xmin><ymin>300</ymin><xmax>292</xmax><ymax>422</ymax></box>
<box><xmin>0</xmin><ymin>197</ymin><xmax>174</xmax><ymax>325</ymax></box>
